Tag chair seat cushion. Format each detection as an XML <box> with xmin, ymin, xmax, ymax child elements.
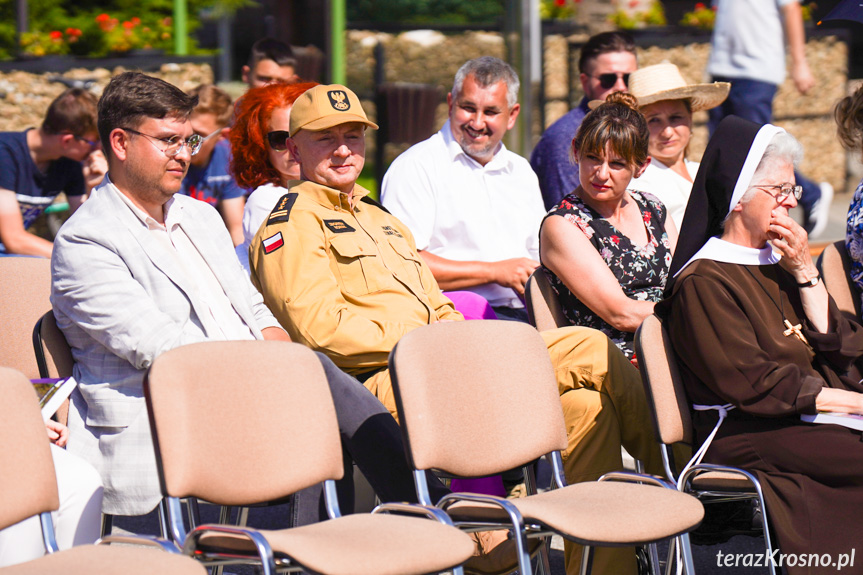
<box><xmin>0</xmin><ymin>545</ymin><xmax>206</xmax><ymax>575</ymax></box>
<box><xmin>445</xmin><ymin>481</ymin><xmax>704</xmax><ymax>546</ymax></box>
<box><xmin>193</xmin><ymin>512</ymin><xmax>475</xmax><ymax>575</ymax></box>
<box><xmin>690</xmin><ymin>470</ymin><xmax>759</xmax><ymax>492</ymax></box>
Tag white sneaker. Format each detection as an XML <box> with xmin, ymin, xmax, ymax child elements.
<box><xmin>808</xmin><ymin>182</ymin><xmax>834</xmax><ymax>239</ymax></box>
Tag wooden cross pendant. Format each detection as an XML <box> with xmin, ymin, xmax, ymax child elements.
<box><xmin>784</xmin><ymin>319</ymin><xmax>811</xmax><ymax>348</ymax></box>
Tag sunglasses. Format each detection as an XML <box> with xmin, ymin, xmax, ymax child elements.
<box><xmin>267</xmin><ymin>130</ymin><xmax>291</xmax><ymax>151</ymax></box>
<box><xmin>591</xmin><ymin>72</ymin><xmax>630</xmax><ymax>90</ymax></box>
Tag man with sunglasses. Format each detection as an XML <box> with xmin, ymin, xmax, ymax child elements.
<box><xmin>52</xmin><ymin>72</ymin><xmax>437</xmax><ymax>525</ymax></box>
<box><xmin>0</xmin><ymin>87</ymin><xmax>107</xmax><ymax>257</ymax></box>
<box><xmin>530</xmin><ymin>31</ymin><xmax>637</xmax><ymax>210</ymax></box>
<box><xmin>178</xmin><ymin>84</ymin><xmax>246</xmax><ymax>247</ymax></box>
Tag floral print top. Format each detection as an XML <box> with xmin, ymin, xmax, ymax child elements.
<box><xmin>540</xmin><ymin>190</ymin><xmax>672</xmax><ymax>359</ymax></box>
<box><xmin>844</xmin><ymin>179</ymin><xmax>863</xmax><ymax>312</ymax></box>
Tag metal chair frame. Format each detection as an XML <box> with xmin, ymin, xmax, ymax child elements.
<box><xmin>635</xmin><ymin>314</ymin><xmax>777</xmax><ymax>575</ymax></box>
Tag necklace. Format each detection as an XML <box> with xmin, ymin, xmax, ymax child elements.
<box><xmin>743</xmin><ymin>266</ymin><xmax>812</xmax><ymax>350</ymax></box>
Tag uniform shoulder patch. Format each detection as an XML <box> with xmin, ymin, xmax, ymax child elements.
<box><xmin>324</xmin><ymin>219</ymin><xmax>356</xmax><ymax>234</ymax></box>
<box><xmin>267</xmin><ymin>193</ymin><xmax>299</xmax><ymax>225</ymax></box>
<box><xmin>262</xmin><ymin>231</ymin><xmax>284</xmax><ymax>254</ymax></box>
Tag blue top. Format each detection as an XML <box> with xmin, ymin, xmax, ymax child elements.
<box><xmin>530</xmin><ymin>97</ymin><xmax>590</xmax><ymax>211</ymax></box>
<box><xmin>0</xmin><ymin>130</ymin><xmax>85</xmax><ymax>253</ymax></box>
<box><xmin>845</xmin><ymin>178</ymin><xmax>863</xmax><ymax>313</ymax></box>
<box><xmin>179</xmin><ymin>140</ymin><xmax>245</xmax><ymax>206</ymax></box>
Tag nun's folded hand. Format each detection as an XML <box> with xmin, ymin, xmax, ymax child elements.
<box><xmin>769</xmin><ymin>210</ymin><xmax>815</xmax><ymax>279</ymax></box>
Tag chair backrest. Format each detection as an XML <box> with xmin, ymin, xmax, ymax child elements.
<box><xmin>817</xmin><ymin>240</ymin><xmax>861</xmax><ymax>321</ymax></box>
<box><xmin>144</xmin><ymin>341</ymin><xmax>344</xmax><ymax>506</ymax></box>
<box><xmin>0</xmin><ymin>257</ymin><xmax>52</xmax><ymax>378</ymax></box>
<box><xmin>34</xmin><ymin>310</ymin><xmax>74</xmax><ymax>379</ymax></box>
<box><xmin>634</xmin><ymin>314</ymin><xmax>693</xmax><ymax>447</ymax></box>
<box><xmin>389</xmin><ymin>320</ymin><xmax>567</xmax><ymax>477</ymax></box>
<box><xmin>524</xmin><ymin>269</ymin><xmax>568</xmax><ymax>332</ymax></box>
<box><xmin>0</xmin><ymin>367</ymin><xmax>60</xmax><ymax>530</ymax></box>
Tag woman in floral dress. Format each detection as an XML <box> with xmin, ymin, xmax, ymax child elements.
<box><xmin>540</xmin><ymin>92</ymin><xmax>677</xmax><ymax>361</ymax></box>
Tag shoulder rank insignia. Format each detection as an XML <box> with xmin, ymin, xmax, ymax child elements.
<box><xmin>267</xmin><ymin>193</ymin><xmax>299</xmax><ymax>225</ymax></box>
<box><xmin>263</xmin><ymin>231</ymin><xmax>284</xmax><ymax>254</ymax></box>
<box><xmin>324</xmin><ymin>219</ymin><xmax>356</xmax><ymax>234</ymax></box>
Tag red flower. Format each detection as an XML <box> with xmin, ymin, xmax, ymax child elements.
<box><xmin>610</xmin><ymin>235</ymin><xmax>621</xmax><ymax>245</ymax></box>
<box><xmin>629</xmin><ymin>0</ymin><xmax>639</xmax><ymax>7</ymax></box>
<box><xmin>131</xmin><ymin>17</ymin><xmax>141</xmax><ymax>26</ymax></box>
<box><xmin>96</xmin><ymin>13</ymin><xmax>110</xmax><ymax>23</ymax></box>
<box><xmin>555</xmin><ymin>0</ymin><xmax>566</xmax><ymax>6</ymax></box>
<box><xmin>49</xmin><ymin>30</ymin><xmax>63</xmax><ymax>40</ymax></box>
<box><xmin>123</xmin><ymin>20</ymin><xmax>135</xmax><ymax>29</ymax></box>
<box><xmin>695</xmin><ymin>2</ymin><xmax>706</xmax><ymax>9</ymax></box>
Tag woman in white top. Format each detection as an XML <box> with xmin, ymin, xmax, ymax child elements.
<box><xmin>624</xmin><ymin>63</ymin><xmax>729</xmax><ymax>229</ymax></box>
<box><xmin>230</xmin><ymin>81</ymin><xmax>318</xmax><ymax>272</ymax></box>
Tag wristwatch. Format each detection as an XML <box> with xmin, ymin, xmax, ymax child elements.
<box><xmin>797</xmin><ymin>274</ymin><xmax>821</xmax><ymax>288</ymax></box>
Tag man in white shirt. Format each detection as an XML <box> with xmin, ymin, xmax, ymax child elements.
<box><xmin>381</xmin><ymin>57</ymin><xmax>545</xmax><ymax>322</ymax></box>
<box><xmin>51</xmin><ymin>72</ymin><xmax>443</xmax><ymax>527</ymax></box>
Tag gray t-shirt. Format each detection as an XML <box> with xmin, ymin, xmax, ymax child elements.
<box><xmin>707</xmin><ymin>0</ymin><xmax>797</xmax><ymax>86</ymax></box>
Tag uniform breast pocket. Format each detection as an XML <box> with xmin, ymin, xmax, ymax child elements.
<box><xmin>387</xmin><ymin>237</ymin><xmax>426</xmax><ymax>289</ymax></box>
<box><xmin>329</xmin><ymin>235</ymin><xmax>387</xmax><ymax>295</ymax></box>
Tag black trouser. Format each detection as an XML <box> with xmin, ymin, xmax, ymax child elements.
<box><xmin>289</xmin><ymin>353</ymin><xmax>449</xmax><ymax>525</ymax></box>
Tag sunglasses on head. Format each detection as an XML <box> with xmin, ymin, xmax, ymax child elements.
<box><xmin>267</xmin><ymin>130</ymin><xmax>291</xmax><ymax>151</ymax></box>
<box><xmin>592</xmin><ymin>72</ymin><xmax>630</xmax><ymax>90</ymax></box>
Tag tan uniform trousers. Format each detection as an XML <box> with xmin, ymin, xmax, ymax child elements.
<box><xmin>362</xmin><ymin>325</ymin><xmax>661</xmax><ymax>575</ymax></box>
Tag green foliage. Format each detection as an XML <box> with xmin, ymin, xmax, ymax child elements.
<box><xmin>348</xmin><ymin>0</ymin><xmax>504</xmax><ymax>24</ymax></box>
<box><xmin>0</xmin><ymin>0</ymin><xmax>227</xmax><ymax>59</ymax></box>
<box><xmin>609</xmin><ymin>0</ymin><xmax>667</xmax><ymax>29</ymax></box>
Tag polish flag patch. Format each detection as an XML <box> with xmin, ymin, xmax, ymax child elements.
<box><xmin>263</xmin><ymin>232</ymin><xmax>284</xmax><ymax>254</ymax></box>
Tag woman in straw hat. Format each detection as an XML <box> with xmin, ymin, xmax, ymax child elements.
<box><xmin>540</xmin><ymin>92</ymin><xmax>675</xmax><ymax>363</ymax></box>
<box><xmin>627</xmin><ymin>62</ymin><xmax>729</xmax><ymax>229</ymax></box>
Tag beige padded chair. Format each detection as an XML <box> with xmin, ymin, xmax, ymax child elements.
<box><xmin>524</xmin><ymin>269</ymin><xmax>568</xmax><ymax>332</ymax></box>
<box><xmin>144</xmin><ymin>340</ymin><xmax>474</xmax><ymax>575</ymax></box>
<box><xmin>0</xmin><ymin>257</ymin><xmax>51</xmax><ymax>378</ymax></box>
<box><xmin>388</xmin><ymin>320</ymin><xmax>704</xmax><ymax>575</ymax></box>
<box><xmin>816</xmin><ymin>239</ymin><xmax>861</xmax><ymax>321</ymax></box>
<box><xmin>635</xmin><ymin>314</ymin><xmax>776</xmax><ymax>575</ymax></box>
<box><xmin>0</xmin><ymin>366</ymin><xmax>205</xmax><ymax>575</ymax></box>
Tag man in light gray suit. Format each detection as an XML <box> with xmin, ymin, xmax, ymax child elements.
<box><xmin>51</xmin><ymin>72</ymin><xmax>444</xmax><ymax>523</ymax></box>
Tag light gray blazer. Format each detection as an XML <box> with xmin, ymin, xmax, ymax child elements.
<box><xmin>51</xmin><ymin>179</ymin><xmax>280</xmax><ymax>515</ymax></box>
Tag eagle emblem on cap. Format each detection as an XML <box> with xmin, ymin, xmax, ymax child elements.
<box><xmin>328</xmin><ymin>90</ymin><xmax>350</xmax><ymax>111</ymax></box>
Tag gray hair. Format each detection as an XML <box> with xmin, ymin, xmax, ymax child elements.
<box><xmin>452</xmin><ymin>57</ymin><xmax>520</xmax><ymax>108</ymax></box>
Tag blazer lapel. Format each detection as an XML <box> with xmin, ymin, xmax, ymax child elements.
<box><xmin>177</xmin><ymin>202</ymin><xmax>257</xmax><ymax>329</ymax></box>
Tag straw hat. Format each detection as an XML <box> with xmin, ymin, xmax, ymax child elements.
<box><xmin>589</xmin><ymin>62</ymin><xmax>730</xmax><ymax>112</ymax></box>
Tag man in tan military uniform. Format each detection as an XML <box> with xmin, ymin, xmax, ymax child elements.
<box><xmin>250</xmin><ymin>84</ymin><xmax>661</xmax><ymax>574</ymax></box>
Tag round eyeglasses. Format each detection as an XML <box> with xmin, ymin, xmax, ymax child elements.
<box><xmin>749</xmin><ymin>183</ymin><xmax>803</xmax><ymax>201</ymax></box>
<box><xmin>122</xmin><ymin>127</ymin><xmax>202</xmax><ymax>157</ymax></box>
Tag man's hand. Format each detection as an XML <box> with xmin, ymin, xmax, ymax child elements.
<box><xmin>791</xmin><ymin>60</ymin><xmax>815</xmax><ymax>95</ymax></box>
<box><xmin>490</xmin><ymin>258</ymin><xmax>540</xmax><ymax>296</ymax></box>
<box><xmin>46</xmin><ymin>419</ymin><xmax>69</xmax><ymax>447</ymax></box>
<box><xmin>83</xmin><ymin>149</ymin><xmax>108</xmax><ymax>192</ymax></box>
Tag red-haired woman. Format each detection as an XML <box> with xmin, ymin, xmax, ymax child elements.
<box><xmin>231</xmin><ymin>81</ymin><xmax>317</xmax><ymax>272</ymax></box>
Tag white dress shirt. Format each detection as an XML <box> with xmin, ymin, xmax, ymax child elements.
<box><xmin>381</xmin><ymin>121</ymin><xmax>546</xmax><ymax>309</ymax></box>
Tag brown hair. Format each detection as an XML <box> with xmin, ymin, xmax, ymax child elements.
<box><xmin>835</xmin><ymin>84</ymin><xmax>863</xmax><ymax>154</ymax></box>
<box><xmin>571</xmin><ymin>91</ymin><xmax>649</xmax><ymax>168</ymax></box>
<box><xmin>41</xmin><ymin>88</ymin><xmax>98</xmax><ymax>137</ymax></box>
<box><xmin>188</xmin><ymin>84</ymin><xmax>234</xmax><ymax>127</ymax></box>
<box><xmin>97</xmin><ymin>72</ymin><xmax>197</xmax><ymax>158</ymax></box>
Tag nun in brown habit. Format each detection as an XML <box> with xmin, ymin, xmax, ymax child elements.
<box><xmin>658</xmin><ymin>116</ymin><xmax>863</xmax><ymax>573</ymax></box>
